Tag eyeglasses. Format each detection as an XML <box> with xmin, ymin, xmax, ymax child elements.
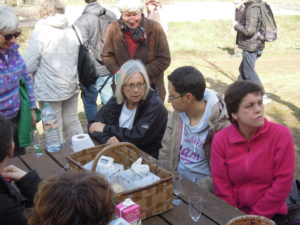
<box><xmin>168</xmin><ymin>94</ymin><xmax>186</xmax><ymax>101</ymax></box>
<box><xmin>123</xmin><ymin>82</ymin><xmax>145</xmax><ymax>90</ymax></box>
<box><xmin>1</xmin><ymin>31</ymin><xmax>21</xmax><ymax>41</ymax></box>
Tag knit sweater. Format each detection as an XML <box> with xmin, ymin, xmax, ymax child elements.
<box><xmin>0</xmin><ymin>44</ymin><xmax>35</xmax><ymax>119</ymax></box>
<box><xmin>211</xmin><ymin>118</ymin><xmax>295</xmax><ymax>218</ymax></box>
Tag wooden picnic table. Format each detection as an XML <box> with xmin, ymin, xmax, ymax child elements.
<box><xmin>8</xmin><ymin>143</ymin><xmax>244</xmax><ymax>225</ymax></box>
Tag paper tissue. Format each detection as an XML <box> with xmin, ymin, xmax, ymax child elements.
<box><xmin>72</xmin><ymin>134</ymin><xmax>95</xmax><ymax>152</ymax></box>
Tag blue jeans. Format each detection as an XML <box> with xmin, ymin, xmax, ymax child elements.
<box><xmin>81</xmin><ymin>75</ymin><xmax>113</xmax><ymax>122</ymax></box>
<box><xmin>238</xmin><ymin>50</ymin><xmax>263</xmax><ymax>88</ymax></box>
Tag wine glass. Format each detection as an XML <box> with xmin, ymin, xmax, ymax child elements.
<box><xmin>172</xmin><ymin>173</ymin><xmax>183</xmax><ymax>206</ymax></box>
<box><xmin>188</xmin><ymin>195</ymin><xmax>203</xmax><ymax>223</ymax></box>
<box><xmin>31</xmin><ymin>129</ymin><xmax>43</xmax><ymax>157</ymax></box>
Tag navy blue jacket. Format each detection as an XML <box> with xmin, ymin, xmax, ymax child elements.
<box><xmin>90</xmin><ymin>90</ymin><xmax>167</xmax><ymax>158</ymax></box>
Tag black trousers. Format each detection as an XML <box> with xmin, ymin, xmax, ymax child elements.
<box><xmin>272</xmin><ymin>214</ymin><xmax>287</xmax><ymax>225</ymax></box>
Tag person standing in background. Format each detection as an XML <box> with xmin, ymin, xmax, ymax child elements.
<box><xmin>233</xmin><ymin>0</ymin><xmax>271</xmax><ymax>104</ymax></box>
<box><xmin>24</xmin><ymin>0</ymin><xmax>83</xmax><ymax>143</ymax></box>
<box><xmin>102</xmin><ymin>0</ymin><xmax>171</xmax><ymax>102</ymax></box>
<box><xmin>0</xmin><ymin>5</ymin><xmax>37</xmax><ymax>156</ymax></box>
<box><xmin>75</xmin><ymin>0</ymin><xmax>116</xmax><ymax>122</ymax></box>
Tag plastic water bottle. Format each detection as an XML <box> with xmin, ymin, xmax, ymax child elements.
<box><xmin>41</xmin><ymin>102</ymin><xmax>61</xmax><ymax>152</ymax></box>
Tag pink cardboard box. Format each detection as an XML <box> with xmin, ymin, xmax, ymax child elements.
<box><xmin>116</xmin><ymin>199</ymin><xmax>142</xmax><ymax>225</ymax></box>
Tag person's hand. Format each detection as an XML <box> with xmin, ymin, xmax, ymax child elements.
<box><xmin>89</xmin><ymin>122</ymin><xmax>106</xmax><ymax>133</ymax></box>
<box><xmin>0</xmin><ymin>165</ymin><xmax>27</xmax><ymax>181</ymax></box>
<box><xmin>106</xmin><ymin>136</ymin><xmax>120</xmax><ymax>144</ymax></box>
<box><xmin>31</xmin><ymin>109</ymin><xmax>37</xmax><ymax>127</ymax></box>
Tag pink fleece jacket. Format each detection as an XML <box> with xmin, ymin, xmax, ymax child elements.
<box><xmin>211</xmin><ymin>118</ymin><xmax>295</xmax><ymax>218</ymax></box>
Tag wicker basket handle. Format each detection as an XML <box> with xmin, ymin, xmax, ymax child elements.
<box><xmin>91</xmin><ymin>142</ymin><xmax>142</xmax><ymax>172</ymax></box>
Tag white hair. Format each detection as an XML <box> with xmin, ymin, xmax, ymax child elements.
<box><xmin>115</xmin><ymin>59</ymin><xmax>151</xmax><ymax>105</ymax></box>
<box><xmin>116</xmin><ymin>0</ymin><xmax>144</xmax><ymax>13</ymax></box>
<box><xmin>0</xmin><ymin>5</ymin><xmax>19</xmax><ymax>33</ymax></box>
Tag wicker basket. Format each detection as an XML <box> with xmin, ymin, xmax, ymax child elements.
<box><xmin>226</xmin><ymin>215</ymin><xmax>275</xmax><ymax>225</ymax></box>
<box><xmin>66</xmin><ymin>142</ymin><xmax>173</xmax><ymax>219</ymax></box>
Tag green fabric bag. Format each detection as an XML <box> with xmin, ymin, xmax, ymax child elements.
<box><xmin>18</xmin><ymin>77</ymin><xmax>41</xmax><ymax>147</ymax></box>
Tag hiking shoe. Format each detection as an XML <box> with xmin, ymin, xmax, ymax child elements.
<box><xmin>263</xmin><ymin>95</ymin><xmax>272</xmax><ymax>104</ymax></box>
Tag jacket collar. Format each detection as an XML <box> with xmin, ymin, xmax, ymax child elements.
<box><xmin>229</xmin><ymin>118</ymin><xmax>269</xmax><ymax>143</ymax></box>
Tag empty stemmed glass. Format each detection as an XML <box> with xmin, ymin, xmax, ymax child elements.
<box><xmin>172</xmin><ymin>172</ymin><xmax>183</xmax><ymax>206</ymax></box>
<box><xmin>188</xmin><ymin>195</ymin><xmax>203</xmax><ymax>224</ymax></box>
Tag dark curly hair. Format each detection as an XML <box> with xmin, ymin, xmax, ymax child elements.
<box><xmin>224</xmin><ymin>80</ymin><xmax>264</xmax><ymax>122</ymax></box>
<box><xmin>27</xmin><ymin>171</ymin><xmax>115</xmax><ymax>225</ymax></box>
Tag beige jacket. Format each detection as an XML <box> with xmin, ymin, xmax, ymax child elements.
<box><xmin>158</xmin><ymin>96</ymin><xmax>230</xmax><ymax>172</ymax></box>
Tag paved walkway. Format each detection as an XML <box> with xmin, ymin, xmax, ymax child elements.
<box><xmin>18</xmin><ymin>1</ymin><xmax>300</xmax><ymax>27</ymax></box>
<box><xmin>64</xmin><ymin>1</ymin><xmax>300</xmax><ymax>25</ymax></box>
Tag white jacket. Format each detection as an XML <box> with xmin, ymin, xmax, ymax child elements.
<box><xmin>24</xmin><ymin>14</ymin><xmax>79</xmax><ymax>101</ymax></box>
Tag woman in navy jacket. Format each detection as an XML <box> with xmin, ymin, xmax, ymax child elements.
<box><xmin>89</xmin><ymin>60</ymin><xmax>167</xmax><ymax>158</ymax></box>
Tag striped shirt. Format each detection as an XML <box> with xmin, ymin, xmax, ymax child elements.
<box><xmin>0</xmin><ymin>44</ymin><xmax>36</xmax><ymax>119</ymax></box>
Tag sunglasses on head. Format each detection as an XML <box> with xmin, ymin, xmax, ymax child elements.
<box><xmin>2</xmin><ymin>31</ymin><xmax>21</xmax><ymax>41</ymax></box>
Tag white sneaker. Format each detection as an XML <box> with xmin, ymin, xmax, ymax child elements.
<box><xmin>263</xmin><ymin>95</ymin><xmax>272</xmax><ymax>104</ymax></box>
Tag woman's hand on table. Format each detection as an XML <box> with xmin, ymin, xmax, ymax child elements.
<box><xmin>106</xmin><ymin>136</ymin><xmax>120</xmax><ymax>144</ymax></box>
<box><xmin>89</xmin><ymin>122</ymin><xmax>106</xmax><ymax>133</ymax></box>
<box><xmin>0</xmin><ymin>164</ymin><xmax>27</xmax><ymax>181</ymax></box>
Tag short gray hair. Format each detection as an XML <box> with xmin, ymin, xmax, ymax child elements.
<box><xmin>0</xmin><ymin>5</ymin><xmax>19</xmax><ymax>33</ymax></box>
<box><xmin>115</xmin><ymin>59</ymin><xmax>151</xmax><ymax>104</ymax></box>
<box><xmin>38</xmin><ymin>0</ymin><xmax>65</xmax><ymax>18</ymax></box>
<box><xmin>116</xmin><ymin>0</ymin><xmax>144</xmax><ymax>13</ymax></box>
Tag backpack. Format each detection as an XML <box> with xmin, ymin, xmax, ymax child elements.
<box><xmin>72</xmin><ymin>25</ymin><xmax>98</xmax><ymax>88</ymax></box>
<box><xmin>94</xmin><ymin>8</ymin><xmax>117</xmax><ymax>62</ymax></box>
<box><xmin>249</xmin><ymin>1</ymin><xmax>277</xmax><ymax>42</ymax></box>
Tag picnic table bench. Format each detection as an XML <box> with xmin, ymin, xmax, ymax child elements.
<box><xmin>8</xmin><ymin>143</ymin><xmax>244</xmax><ymax>225</ymax></box>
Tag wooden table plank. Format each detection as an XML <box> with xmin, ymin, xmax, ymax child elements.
<box><xmin>143</xmin><ymin>216</ymin><xmax>169</xmax><ymax>225</ymax></box>
<box><xmin>160</xmin><ymin>200</ymin><xmax>216</xmax><ymax>225</ymax></box>
<box><xmin>46</xmin><ymin>142</ymin><xmax>73</xmax><ymax>168</ymax></box>
<box><xmin>20</xmin><ymin>153</ymin><xmax>63</xmax><ymax>179</ymax></box>
<box><xmin>180</xmin><ymin>177</ymin><xmax>244</xmax><ymax>225</ymax></box>
<box><xmin>7</xmin><ymin>156</ymin><xmax>29</xmax><ymax>172</ymax></box>
<box><xmin>142</xmin><ymin>155</ymin><xmax>244</xmax><ymax>224</ymax></box>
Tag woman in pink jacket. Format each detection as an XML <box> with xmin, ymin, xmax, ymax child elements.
<box><xmin>211</xmin><ymin>80</ymin><xmax>295</xmax><ymax>225</ymax></box>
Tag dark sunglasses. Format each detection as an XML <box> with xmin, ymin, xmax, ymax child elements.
<box><xmin>2</xmin><ymin>31</ymin><xmax>21</xmax><ymax>41</ymax></box>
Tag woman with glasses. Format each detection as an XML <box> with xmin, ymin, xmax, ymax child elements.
<box><xmin>24</xmin><ymin>0</ymin><xmax>83</xmax><ymax>144</ymax></box>
<box><xmin>101</xmin><ymin>0</ymin><xmax>170</xmax><ymax>101</ymax></box>
<box><xmin>89</xmin><ymin>60</ymin><xmax>167</xmax><ymax>158</ymax></box>
<box><xmin>211</xmin><ymin>80</ymin><xmax>295</xmax><ymax>224</ymax></box>
<box><xmin>0</xmin><ymin>6</ymin><xmax>37</xmax><ymax>156</ymax></box>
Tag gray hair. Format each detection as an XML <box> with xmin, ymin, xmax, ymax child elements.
<box><xmin>115</xmin><ymin>59</ymin><xmax>150</xmax><ymax>104</ymax></box>
<box><xmin>38</xmin><ymin>0</ymin><xmax>65</xmax><ymax>18</ymax></box>
<box><xmin>0</xmin><ymin>5</ymin><xmax>19</xmax><ymax>33</ymax></box>
<box><xmin>116</xmin><ymin>0</ymin><xmax>144</xmax><ymax>13</ymax></box>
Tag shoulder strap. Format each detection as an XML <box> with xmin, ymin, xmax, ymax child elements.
<box><xmin>72</xmin><ymin>25</ymin><xmax>82</xmax><ymax>45</ymax></box>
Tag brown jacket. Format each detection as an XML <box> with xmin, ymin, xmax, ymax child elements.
<box><xmin>234</xmin><ymin>0</ymin><xmax>265</xmax><ymax>52</ymax></box>
<box><xmin>101</xmin><ymin>18</ymin><xmax>171</xmax><ymax>101</ymax></box>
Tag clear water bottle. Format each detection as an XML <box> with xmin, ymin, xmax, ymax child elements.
<box><xmin>41</xmin><ymin>102</ymin><xmax>61</xmax><ymax>152</ymax></box>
